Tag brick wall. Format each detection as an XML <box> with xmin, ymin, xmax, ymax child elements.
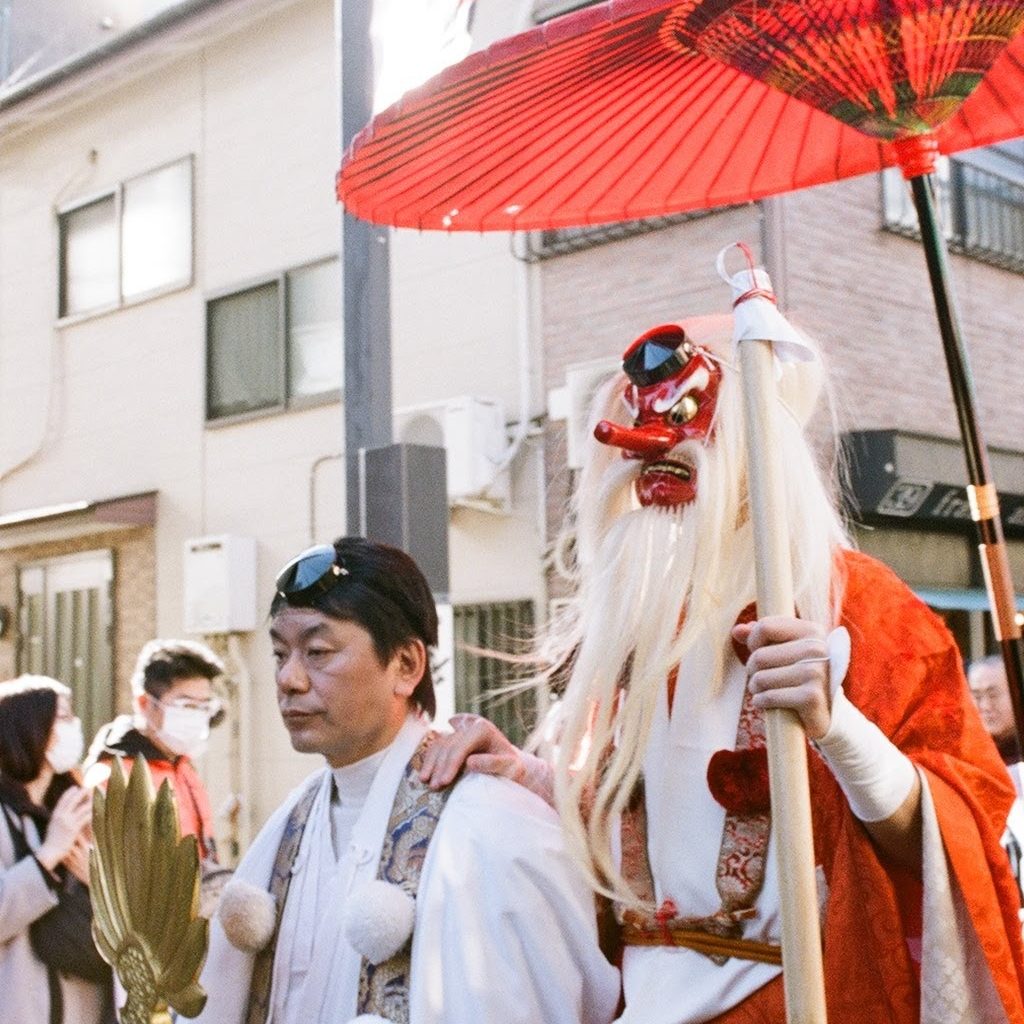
<box><xmin>537</xmin><ymin>178</ymin><xmax>1024</xmax><ymax>577</ymax></box>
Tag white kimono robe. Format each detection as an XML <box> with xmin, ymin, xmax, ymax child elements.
<box><xmin>616</xmin><ymin>632</ymin><xmax>1011</xmax><ymax>1024</ymax></box>
<box><xmin>192</xmin><ymin>715</ymin><xmax>619</xmax><ymax>1024</ymax></box>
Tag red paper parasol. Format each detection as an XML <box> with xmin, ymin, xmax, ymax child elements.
<box><xmin>339</xmin><ymin>0</ymin><xmax>1024</xmax><ymax>230</ymax></box>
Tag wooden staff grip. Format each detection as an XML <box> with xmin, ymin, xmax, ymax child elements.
<box><xmin>739</xmin><ymin>339</ymin><xmax>828</xmax><ymax>1024</ymax></box>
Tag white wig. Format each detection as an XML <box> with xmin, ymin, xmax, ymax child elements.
<box><xmin>543</xmin><ymin>314</ymin><xmax>850</xmax><ymax>906</ymax></box>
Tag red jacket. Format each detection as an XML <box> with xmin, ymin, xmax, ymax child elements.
<box><xmin>85</xmin><ymin>717</ymin><xmax>216</xmax><ymax>861</ymax></box>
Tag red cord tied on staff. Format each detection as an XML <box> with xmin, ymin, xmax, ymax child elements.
<box><xmin>716</xmin><ymin>242</ymin><xmax>816</xmax><ymax>369</ymax></box>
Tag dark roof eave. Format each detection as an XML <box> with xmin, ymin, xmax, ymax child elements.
<box><xmin>0</xmin><ymin>0</ymin><xmax>230</xmax><ymax>112</ymax></box>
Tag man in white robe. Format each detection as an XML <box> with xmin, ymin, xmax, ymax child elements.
<box><xmin>191</xmin><ymin>537</ymin><xmax>619</xmax><ymax>1024</ymax></box>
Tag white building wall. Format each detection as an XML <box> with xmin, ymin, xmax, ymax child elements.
<box><xmin>0</xmin><ymin>0</ymin><xmax>547</xmax><ymax>838</ymax></box>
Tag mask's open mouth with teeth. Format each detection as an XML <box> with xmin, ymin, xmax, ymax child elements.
<box><xmin>637</xmin><ymin>458</ymin><xmax>696</xmax><ymax>507</ymax></box>
<box><xmin>641</xmin><ymin>460</ymin><xmax>692</xmax><ymax>481</ymax></box>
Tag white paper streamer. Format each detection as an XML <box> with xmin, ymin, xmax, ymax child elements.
<box><xmin>716</xmin><ymin>243</ymin><xmax>816</xmax><ymax>364</ymax></box>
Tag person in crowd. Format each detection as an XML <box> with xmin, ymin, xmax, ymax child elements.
<box><xmin>969</xmin><ymin>654</ymin><xmax>1024</xmax><ymax>903</ymax></box>
<box><xmin>0</xmin><ymin>675</ymin><xmax>110</xmax><ymax>1024</ymax></box>
<box><xmin>421</xmin><ymin>308</ymin><xmax>1024</xmax><ymax>1023</ymax></box>
<box><xmin>969</xmin><ymin>654</ymin><xmax>1022</xmax><ymax>780</ymax></box>
<box><xmin>194</xmin><ymin>536</ymin><xmax>619</xmax><ymax>1024</ymax></box>
<box><xmin>85</xmin><ymin>639</ymin><xmax>224</xmax><ymax>863</ymax></box>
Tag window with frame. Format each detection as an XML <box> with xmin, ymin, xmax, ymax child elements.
<box><xmin>206</xmin><ymin>258</ymin><xmax>342</xmax><ymax>421</ymax></box>
<box><xmin>58</xmin><ymin>157</ymin><xmax>193</xmax><ymax>317</ymax></box>
<box><xmin>881</xmin><ymin>140</ymin><xmax>1024</xmax><ymax>273</ymax></box>
<box><xmin>453</xmin><ymin>600</ymin><xmax>537</xmax><ymax>746</ymax></box>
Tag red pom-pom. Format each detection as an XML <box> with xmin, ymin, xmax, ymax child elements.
<box><xmin>707</xmin><ymin>748</ymin><xmax>771</xmax><ymax>815</ymax></box>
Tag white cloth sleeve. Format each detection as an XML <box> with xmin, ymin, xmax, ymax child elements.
<box><xmin>410</xmin><ymin>773</ymin><xmax>620</xmax><ymax>1024</ymax></box>
<box><xmin>815</xmin><ymin>689</ymin><xmax>918</xmax><ymax>824</ymax></box>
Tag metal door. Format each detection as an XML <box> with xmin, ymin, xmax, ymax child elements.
<box><xmin>18</xmin><ymin>551</ymin><xmax>114</xmax><ymax>744</ymax></box>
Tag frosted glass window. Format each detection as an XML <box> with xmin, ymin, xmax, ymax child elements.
<box><xmin>206</xmin><ymin>259</ymin><xmax>342</xmax><ymax>422</ymax></box>
<box><xmin>60</xmin><ymin>196</ymin><xmax>118</xmax><ymax>316</ymax></box>
<box><xmin>121</xmin><ymin>160</ymin><xmax>192</xmax><ymax>299</ymax></box>
<box><xmin>287</xmin><ymin>260</ymin><xmax>342</xmax><ymax>400</ymax></box>
<box><xmin>207</xmin><ymin>282</ymin><xmax>283</xmax><ymax>419</ymax></box>
<box><xmin>58</xmin><ymin>157</ymin><xmax>193</xmax><ymax>317</ymax></box>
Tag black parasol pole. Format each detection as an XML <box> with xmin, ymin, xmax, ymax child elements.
<box><xmin>908</xmin><ymin>167</ymin><xmax>1024</xmax><ymax>756</ymax></box>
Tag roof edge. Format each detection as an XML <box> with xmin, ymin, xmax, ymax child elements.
<box><xmin>0</xmin><ymin>0</ymin><xmax>228</xmax><ymax>112</ymax></box>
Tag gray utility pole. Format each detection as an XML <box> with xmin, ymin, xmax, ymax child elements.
<box><xmin>340</xmin><ymin>0</ymin><xmax>392</xmax><ymax>532</ymax></box>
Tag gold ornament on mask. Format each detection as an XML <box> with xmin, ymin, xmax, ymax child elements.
<box><xmin>90</xmin><ymin>757</ymin><xmax>208</xmax><ymax>1024</ymax></box>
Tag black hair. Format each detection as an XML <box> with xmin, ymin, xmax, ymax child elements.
<box><xmin>135</xmin><ymin>641</ymin><xmax>224</xmax><ymax>701</ymax></box>
<box><xmin>0</xmin><ymin>678</ymin><xmax>61</xmax><ymax>785</ymax></box>
<box><xmin>271</xmin><ymin>537</ymin><xmax>438</xmax><ymax>717</ymax></box>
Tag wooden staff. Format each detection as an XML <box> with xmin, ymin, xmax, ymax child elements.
<box><xmin>739</xmin><ymin>337</ymin><xmax>828</xmax><ymax>1023</ymax></box>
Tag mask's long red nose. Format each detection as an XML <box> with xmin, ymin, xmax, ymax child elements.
<box><xmin>594</xmin><ymin>420</ymin><xmax>677</xmax><ymax>457</ymax></box>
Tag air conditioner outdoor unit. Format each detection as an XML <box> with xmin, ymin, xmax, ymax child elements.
<box><xmin>548</xmin><ymin>357</ymin><xmax>621</xmax><ymax>470</ymax></box>
<box><xmin>394</xmin><ymin>397</ymin><xmax>511</xmax><ymax>513</ymax></box>
<box><xmin>183</xmin><ymin>535</ymin><xmax>257</xmax><ymax>635</ymax></box>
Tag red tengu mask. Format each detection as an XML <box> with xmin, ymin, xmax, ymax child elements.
<box><xmin>594</xmin><ymin>324</ymin><xmax>722</xmax><ymax>508</ymax></box>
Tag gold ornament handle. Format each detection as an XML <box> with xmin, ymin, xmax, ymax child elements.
<box><xmin>90</xmin><ymin>757</ymin><xmax>209</xmax><ymax>1022</ymax></box>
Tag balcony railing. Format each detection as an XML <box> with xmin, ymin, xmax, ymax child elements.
<box><xmin>882</xmin><ymin>159</ymin><xmax>1024</xmax><ymax>274</ymax></box>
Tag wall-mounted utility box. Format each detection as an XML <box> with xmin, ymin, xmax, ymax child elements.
<box><xmin>183</xmin><ymin>535</ymin><xmax>257</xmax><ymax>635</ymax></box>
<box><xmin>395</xmin><ymin>396</ymin><xmax>511</xmax><ymax>512</ymax></box>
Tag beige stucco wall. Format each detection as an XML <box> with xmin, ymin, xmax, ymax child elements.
<box><xmin>0</xmin><ymin>0</ymin><xmax>546</xmax><ymax>844</ymax></box>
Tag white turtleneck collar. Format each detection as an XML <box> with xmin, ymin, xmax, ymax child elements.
<box><xmin>331</xmin><ymin>745</ymin><xmax>390</xmax><ymax>809</ymax></box>
<box><xmin>327</xmin><ymin>723</ymin><xmax>419</xmax><ymax>859</ymax></box>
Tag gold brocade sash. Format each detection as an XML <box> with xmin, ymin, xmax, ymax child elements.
<box><xmin>355</xmin><ymin>738</ymin><xmax>451</xmax><ymax>1022</ymax></box>
<box><xmin>621</xmin><ymin>922</ymin><xmax>782</xmax><ymax>966</ymax></box>
<box><xmin>618</xmin><ymin>678</ymin><xmax>773</xmax><ymax>966</ymax></box>
<box><xmin>245</xmin><ymin>779</ymin><xmax>320</xmax><ymax>1024</ymax></box>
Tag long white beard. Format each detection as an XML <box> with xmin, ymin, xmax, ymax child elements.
<box><xmin>573</xmin><ymin>435</ymin><xmax>756</xmax><ymax>711</ymax></box>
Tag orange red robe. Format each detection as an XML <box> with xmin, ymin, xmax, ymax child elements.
<box><xmin>805</xmin><ymin>550</ymin><xmax>1024</xmax><ymax>1022</ymax></box>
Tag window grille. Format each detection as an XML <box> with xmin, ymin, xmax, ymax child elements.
<box><xmin>881</xmin><ymin>150</ymin><xmax>1024</xmax><ymax>274</ymax></box>
<box><xmin>206</xmin><ymin>257</ymin><xmax>342</xmax><ymax>422</ymax></box>
<box><xmin>453</xmin><ymin>600</ymin><xmax>536</xmax><ymax>746</ymax></box>
<box><xmin>525</xmin><ymin>208</ymin><xmax>733</xmax><ymax>259</ymax></box>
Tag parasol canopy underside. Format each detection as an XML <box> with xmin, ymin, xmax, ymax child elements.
<box><xmin>337</xmin><ymin>0</ymin><xmax>1024</xmax><ymax>231</ymax></box>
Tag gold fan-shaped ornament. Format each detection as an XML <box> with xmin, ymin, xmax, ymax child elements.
<box><xmin>90</xmin><ymin>757</ymin><xmax>208</xmax><ymax>1024</ymax></box>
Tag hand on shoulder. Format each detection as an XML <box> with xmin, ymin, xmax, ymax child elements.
<box><xmin>419</xmin><ymin>714</ymin><xmax>554</xmax><ymax>806</ymax></box>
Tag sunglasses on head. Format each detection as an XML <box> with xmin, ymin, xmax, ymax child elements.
<box><xmin>275</xmin><ymin>544</ymin><xmax>350</xmax><ymax>600</ymax></box>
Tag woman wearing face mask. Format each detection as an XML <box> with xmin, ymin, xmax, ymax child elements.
<box><xmin>84</xmin><ymin>639</ymin><xmax>224</xmax><ymax>864</ymax></box>
<box><xmin>0</xmin><ymin>674</ymin><xmax>110</xmax><ymax>1024</ymax></box>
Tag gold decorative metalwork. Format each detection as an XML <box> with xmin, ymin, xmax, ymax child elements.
<box><xmin>90</xmin><ymin>757</ymin><xmax>208</xmax><ymax>1024</ymax></box>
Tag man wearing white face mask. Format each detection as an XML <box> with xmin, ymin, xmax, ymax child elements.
<box><xmin>84</xmin><ymin>639</ymin><xmax>224</xmax><ymax>863</ymax></box>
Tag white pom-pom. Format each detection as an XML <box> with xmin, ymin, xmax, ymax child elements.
<box><xmin>218</xmin><ymin>879</ymin><xmax>277</xmax><ymax>953</ymax></box>
<box><xmin>346</xmin><ymin>1016</ymin><xmax>394</xmax><ymax>1024</ymax></box>
<box><xmin>342</xmin><ymin>879</ymin><xmax>415</xmax><ymax>965</ymax></box>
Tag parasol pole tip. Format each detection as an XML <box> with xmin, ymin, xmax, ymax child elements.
<box><xmin>893</xmin><ymin>134</ymin><xmax>939</xmax><ymax>180</ymax></box>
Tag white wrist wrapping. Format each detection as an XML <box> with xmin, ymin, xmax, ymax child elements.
<box><xmin>815</xmin><ymin>689</ymin><xmax>917</xmax><ymax>823</ymax></box>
